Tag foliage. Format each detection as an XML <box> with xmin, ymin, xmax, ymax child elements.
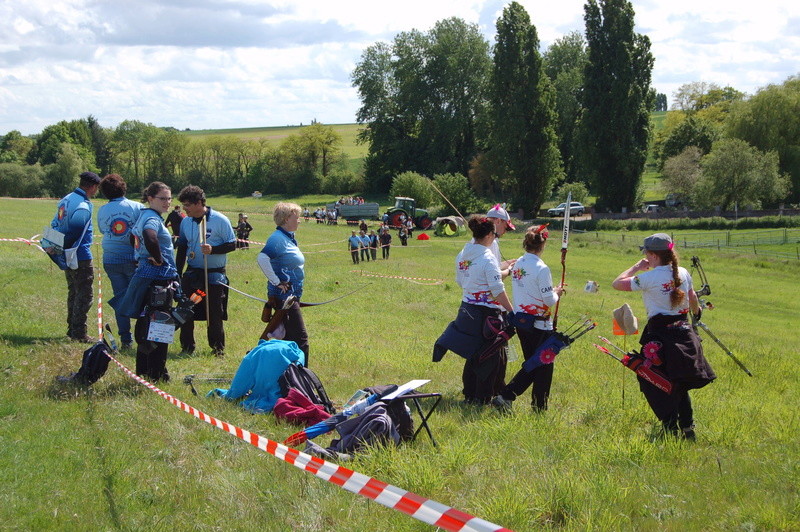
<box><xmin>352</xmin><ymin>18</ymin><xmax>492</xmax><ymax>192</ymax></box>
<box><xmin>726</xmin><ymin>75</ymin><xmax>800</xmax><ymax>202</ymax></box>
<box><xmin>654</xmin><ymin>92</ymin><xmax>667</xmax><ymax>112</ymax></box>
<box><xmin>576</xmin><ymin>0</ymin><xmax>654</xmax><ymax>212</ymax></box>
<box><xmin>388</xmin><ymin>171</ymin><xmax>436</xmax><ymax>208</ymax></box>
<box><xmin>695</xmin><ymin>139</ymin><xmax>790</xmax><ymax>210</ymax></box>
<box><xmin>543</xmin><ymin>31</ymin><xmax>588</xmax><ymax>184</ymax></box>
<box><xmin>431</xmin><ymin>172</ymin><xmax>485</xmax><ymax>216</ymax></box>
<box><xmin>487</xmin><ymin>2</ymin><xmax>563</xmax><ymax>218</ymax></box>
<box><xmin>0</xmin><ymin>130</ymin><xmax>34</xmax><ymax>164</ymax></box>
<box><xmin>554</xmin><ymin>181</ymin><xmax>590</xmax><ymax>204</ymax></box>
<box><xmin>658</xmin><ymin>115</ymin><xmax>720</xmax><ymax>168</ymax></box>
<box><xmin>671</xmin><ymin>81</ymin><xmax>745</xmax><ymax>112</ymax></box>
<box><xmin>0</xmin><ymin>162</ymin><xmax>47</xmax><ymax>197</ymax></box>
<box><xmin>46</xmin><ymin>143</ymin><xmax>96</xmax><ymax>197</ymax></box>
<box><xmin>661</xmin><ymin>146</ymin><xmax>702</xmax><ymax>206</ymax></box>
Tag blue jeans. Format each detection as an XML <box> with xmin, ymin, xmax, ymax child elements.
<box><xmin>104</xmin><ymin>262</ymin><xmax>136</xmax><ymax>344</ymax></box>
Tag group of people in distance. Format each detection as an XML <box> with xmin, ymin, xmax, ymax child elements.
<box><xmin>436</xmin><ymin>204</ymin><xmax>715</xmax><ymax>440</ymax></box>
<box><xmin>46</xmin><ymin>173</ymin><xmax>309</xmax><ymax>383</ymax></box>
<box><xmin>48</xmin><ymin>174</ymin><xmax>714</xmax><ymax>439</ymax></box>
<box><xmin>348</xmin><ymin>225</ymin><xmax>395</xmax><ymax>263</ymax></box>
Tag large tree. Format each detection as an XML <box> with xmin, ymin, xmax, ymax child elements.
<box><xmin>352</xmin><ymin>18</ymin><xmax>491</xmax><ymax>192</ymax></box>
<box><xmin>489</xmin><ymin>2</ymin><xmax>562</xmax><ymax>215</ymax></box>
<box><xmin>696</xmin><ymin>139</ymin><xmax>790</xmax><ymax>210</ymax></box>
<box><xmin>726</xmin><ymin>76</ymin><xmax>800</xmax><ymax>202</ymax></box>
<box><xmin>576</xmin><ymin>0</ymin><xmax>654</xmax><ymax>212</ymax></box>
<box><xmin>543</xmin><ymin>30</ymin><xmax>586</xmax><ymax>185</ymax></box>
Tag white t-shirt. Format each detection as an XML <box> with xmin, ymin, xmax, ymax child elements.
<box><xmin>631</xmin><ymin>265</ymin><xmax>693</xmax><ymax>318</ymax></box>
<box><xmin>510</xmin><ymin>252</ymin><xmax>558</xmax><ymax>330</ymax></box>
<box><xmin>455</xmin><ymin>242</ymin><xmax>505</xmax><ymax>308</ymax></box>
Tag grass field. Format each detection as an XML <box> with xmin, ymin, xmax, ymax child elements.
<box><xmin>1</xmin><ymin>196</ymin><xmax>798</xmax><ymax>531</ymax></box>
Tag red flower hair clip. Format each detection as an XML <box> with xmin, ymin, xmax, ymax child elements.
<box><xmin>533</xmin><ymin>223</ymin><xmax>549</xmax><ymax>239</ymax></box>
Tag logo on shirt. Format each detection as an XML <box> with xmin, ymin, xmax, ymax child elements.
<box><xmin>466</xmin><ymin>291</ymin><xmax>497</xmax><ymax>305</ymax></box>
<box><xmin>660</xmin><ymin>281</ymin><xmax>674</xmax><ymax>294</ymax></box>
<box><xmin>111</xmin><ymin>218</ymin><xmax>129</xmax><ymax>236</ymax></box>
<box><xmin>57</xmin><ymin>205</ymin><xmax>67</xmax><ymax>221</ymax></box>
<box><xmin>133</xmin><ymin>235</ymin><xmax>141</xmax><ymax>250</ymax></box>
<box><xmin>458</xmin><ymin>259</ymin><xmax>472</xmax><ymax>271</ymax></box>
<box><xmin>511</xmin><ymin>267</ymin><xmax>526</xmax><ymax>281</ymax></box>
<box><xmin>520</xmin><ymin>302</ymin><xmax>550</xmax><ymax>317</ymax></box>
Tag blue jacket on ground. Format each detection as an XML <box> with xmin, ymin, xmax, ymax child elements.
<box><xmin>209</xmin><ymin>339</ymin><xmax>305</xmax><ymax>413</ymax></box>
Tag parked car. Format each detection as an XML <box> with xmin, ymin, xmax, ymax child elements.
<box><xmin>547</xmin><ymin>202</ymin><xmax>585</xmax><ymax>216</ymax></box>
<box><xmin>642</xmin><ymin>204</ymin><xmax>661</xmax><ymax>213</ymax></box>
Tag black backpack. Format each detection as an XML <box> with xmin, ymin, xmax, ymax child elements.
<box><xmin>278</xmin><ymin>363</ymin><xmax>336</xmax><ymax>415</ymax></box>
<box><xmin>363</xmin><ymin>385</ymin><xmax>415</xmax><ymax>442</ymax></box>
<box><xmin>57</xmin><ymin>341</ymin><xmax>111</xmax><ymax>386</ymax></box>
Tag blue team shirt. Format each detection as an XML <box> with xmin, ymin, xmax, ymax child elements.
<box><xmin>261</xmin><ymin>227</ymin><xmax>305</xmax><ymax>300</ymax></box>
<box><xmin>176</xmin><ymin>207</ymin><xmax>236</xmax><ymax>270</ymax></box>
<box><xmin>97</xmin><ymin>197</ymin><xmax>144</xmax><ymax>264</ymax></box>
<box><xmin>51</xmin><ymin>188</ymin><xmax>93</xmax><ymax>260</ymax></box>
<box><xmin>132</xmin><ymin>208</ymin><xmax>177</xmax><ymax>279</ymax></box>
<box><xmin>348</xmin><ymin>235</ymin><xmax>361</xmax><ymax>249</ymax></box>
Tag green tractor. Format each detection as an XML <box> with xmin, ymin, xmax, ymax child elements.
<box><xmin>385</xmin><ymin>196</ymin><xmax>433</xmax><ymax>229</ymax></box>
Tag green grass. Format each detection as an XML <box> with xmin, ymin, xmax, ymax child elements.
<box><xmin>1</xmin><ymin>197</ymin><xmax>799</xmax><ymax>530</ymax></box>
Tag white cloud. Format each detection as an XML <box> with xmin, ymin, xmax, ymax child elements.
<box><xmin>1</xmin><ymin>0</ymin><xmax>799</xmax><ymax>135</ymax></box>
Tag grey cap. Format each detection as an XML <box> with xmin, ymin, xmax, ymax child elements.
<box><xmin>640</xmin><ymin>233</ymin><xmax>673</xmax><ymax>251</ymax></box>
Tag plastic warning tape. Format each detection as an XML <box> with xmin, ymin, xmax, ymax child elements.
<box><xmin>350</xmin><ymin>270</ymin><xmax>444</xmax><ymax>284</ymax></box>
<box><xmin>96</xmin><ymin>266</ymin><xmax>104</xmax><ymax>339</ymax></box>
<box><xmin>103</xmin><ymin>354</ymin><xmax>510</xmax><ymax>532</ymax></box>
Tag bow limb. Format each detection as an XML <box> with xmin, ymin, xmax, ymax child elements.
<box><xmin>552</xmin><ymin>192</ymin><xmax>572</xmax><ymax>330</ymax></box>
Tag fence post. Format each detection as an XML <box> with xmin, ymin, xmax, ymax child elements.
<box><xmin>753</xmin><ymin>243</ymin><xmax>757</xmax><ymax>255</ymax></box>
<box><xmin>727</xmin><ymin>231</ymin><xmax>730</xmax><ymax>246</ymax></box>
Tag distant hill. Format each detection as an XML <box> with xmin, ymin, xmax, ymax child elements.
<box><xmin>181</xmin><ymin>123</ymin><xmax>368</xmax><ymax>159</ymax></box>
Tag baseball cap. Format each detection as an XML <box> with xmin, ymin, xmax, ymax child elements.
<box><xmin>485</xmin><ymin>204</ymin><xmax>515</xmax><ymax>230</ymax></box>
<box><xmin>79</xmin><ymin>171</ymin><xmax>101</xmax><ymax>185</ymax></box>
<box><xmin>640</xmin><ymin>233</ymin><xmax>673</xmax><ymax>251</ymax></box>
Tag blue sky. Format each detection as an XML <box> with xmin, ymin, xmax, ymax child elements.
<box><xmin>1</xmin><ymin>0</ymin><xmax>798</xmax><ymax>135</ymax></box>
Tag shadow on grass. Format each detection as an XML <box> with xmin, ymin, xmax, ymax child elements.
<box><xmin>45</xmin><ymin>377</ymin><xmax>143</xmax><ymax>401</ymax></box>
<box><xmin>0</xmin><ymin>334</ymin><xmax>70</xmax><ymax>347</ymax></box>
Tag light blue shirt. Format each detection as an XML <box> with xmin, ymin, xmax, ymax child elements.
<box><xmin>51</xmin><ymin>188</ymin><xmax>93</xmax><ymax>260</ymax></box>
<box><xmin>132</xmin><ymin>208</ymin><xmax>177</xmax><ymax>278</ymax></box>
<box><xmin>261</xmin><ymin>227</ymin><xmax>305</xmax><ymax>299</ymax></box>
<box><xmin>97</xmin><ymin>197</ymin><xmax>144</xmax><ymax>264</ymax></box>
<box><xmin>176</xmin><ymin>207</ymin><xmax>236</xmax><ymax>270</ymax></box>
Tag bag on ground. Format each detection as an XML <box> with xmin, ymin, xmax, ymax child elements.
<box><xmin>278</xmin><ymin>363</ymin><xmax>336</xmax><ymax>415</ymax></box>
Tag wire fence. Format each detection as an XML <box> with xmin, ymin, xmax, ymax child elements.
<box><xmin>575</xmin><ymin>228</ymin><xmax>800</xmax><ymax>260</ymax></box>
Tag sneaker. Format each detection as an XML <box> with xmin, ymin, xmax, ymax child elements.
<box><xmin>491</xmin><ymin>395</ymin><xmax>513</xmax><ymax>411</ymax></box>
<box><xmin>681</xmin><ymin>425</ymin><xmax>697</xmax><ymax>442</ymax></box>
<box><xmin>121</xmin><ymin>342</ymin><xmax>134</xmax><ymax>351</ymax></box>
<box><xmin>178</xmin><ymin>348</ymin><xmax>195</xmax><ymax>357</ymax></box>
<box><xmin>212</xmin><ymin>348</ymin><xmax>225</xmax><ymax>358</ymax></box>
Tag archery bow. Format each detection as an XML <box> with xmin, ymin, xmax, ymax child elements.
<box><xmin>689</xmin><ymin>256</ymin><xmax>753</xmax><ymax>377</ymax></box>
<box><xmin>551</xmin><ymin>192</ymin><xmax>571</xmax><ymax>330</ymax></box>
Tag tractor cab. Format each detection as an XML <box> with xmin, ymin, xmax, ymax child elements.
<box><xmin>394</xmin><ymin>197</ymin><xmax>416</xmax><ymax>214</ymax></box>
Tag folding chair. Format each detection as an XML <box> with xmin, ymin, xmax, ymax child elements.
<box><xmin>393</xmin><ymin>392</ymin><xmax>442</xmax><ymax>447</ymax></box>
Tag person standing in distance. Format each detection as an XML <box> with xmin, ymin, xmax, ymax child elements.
<box><xmin>175</xmin><ymin>185</ymin><xmax>236</xmax><ymax>358</ymax></box>
<box><xmin>46</xmin><ymin>171</ymin><xmax>100</xmax><ymax>343</ymax></box>
<box><xmin>97</xmin><ymin>174</ymin><xmax>143</xmax><ymax>349</ymax></box>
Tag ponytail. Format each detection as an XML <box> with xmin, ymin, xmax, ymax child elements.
<box><xmin>652</xmin><ymin>249</ymin><xmax>684</xmax><ymax>308</ymax></box>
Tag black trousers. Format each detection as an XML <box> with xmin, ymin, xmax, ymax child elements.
<box><xmin>501</xmin><ymin>327</ymin><xmax>554</xmax><ymax>410</ymax></box>
<box><xmin>639</xmin><ymin>379</ymin><xmax>694</xmax><ymax>431</ymax></box>
<box><xmin>283</xmin><ymin>303</ymin><xmax>310</xmax><ymax>366</ymax></box>
<box><xmin>65</xmin><ymin>260</ymin><xmax>94</xmax><ymax>339</ymax></box>
<box><xmin>134</xmin><ymin>315</ymin><xmax>169</xmax><ymax>382</ymax></box>
<box><xmin>350</xmin><ymin>248</ymin><xmax>359</xmax><ymax>264</ymax></box>
<box><xmin>180</xmin><ymin>282</ymin><xmax>226</xmax><ymax>352</ymax></box>
<box><xmin>382</xmin><ymin>244</ymin><xmax>390</xmax><ymax>259</ymax></box>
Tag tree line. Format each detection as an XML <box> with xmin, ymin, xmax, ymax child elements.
<box><xmin>0</xmin><ymin>118</ymin><xmax>361</xmax><ymax>199</ymax></box>
<box><xmin>2</xmin><ymin>0</ymin><xmax>797</xmax><ymax>214</ymax></box>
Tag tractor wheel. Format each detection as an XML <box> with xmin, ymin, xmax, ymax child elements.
<box><xmin>388</xmin><ymin>211</ymin><xmax>406</xmax><ymax>228</ymax></box>
<box><xmin>417</xmin><ymin>216</ymin><xmax>432</xmax><ymax>229</ymax></box>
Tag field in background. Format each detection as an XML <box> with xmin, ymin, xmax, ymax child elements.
<box><xmin>1</xmin><ymin>197</ymin><xmax>798</xmax><ymax>530</ymax></box>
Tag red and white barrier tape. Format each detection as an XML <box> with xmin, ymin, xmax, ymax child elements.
<box><xmin>0</xmin><ymin>236</ymin><xmax>45</xmax><ymax>252</ymax></box>
<box><xmin>350</xmin><ymin>270</ymin><xmax>444</xmax><ymax>285</ymax></box>
<box><xmin>96</xmin><ymin>266</ymin><xmax>104</xmax><ymax>339</ymax></box>
<box><xmin>102</xmin><ymin>354</ymin><xmax>510</xmax><ymax>532</ymax></box>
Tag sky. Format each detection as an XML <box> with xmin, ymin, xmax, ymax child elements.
<box><xmin>1</xmin><ymin>0</ymin><xmax>798</xmax><ymax>136</ymax></box>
